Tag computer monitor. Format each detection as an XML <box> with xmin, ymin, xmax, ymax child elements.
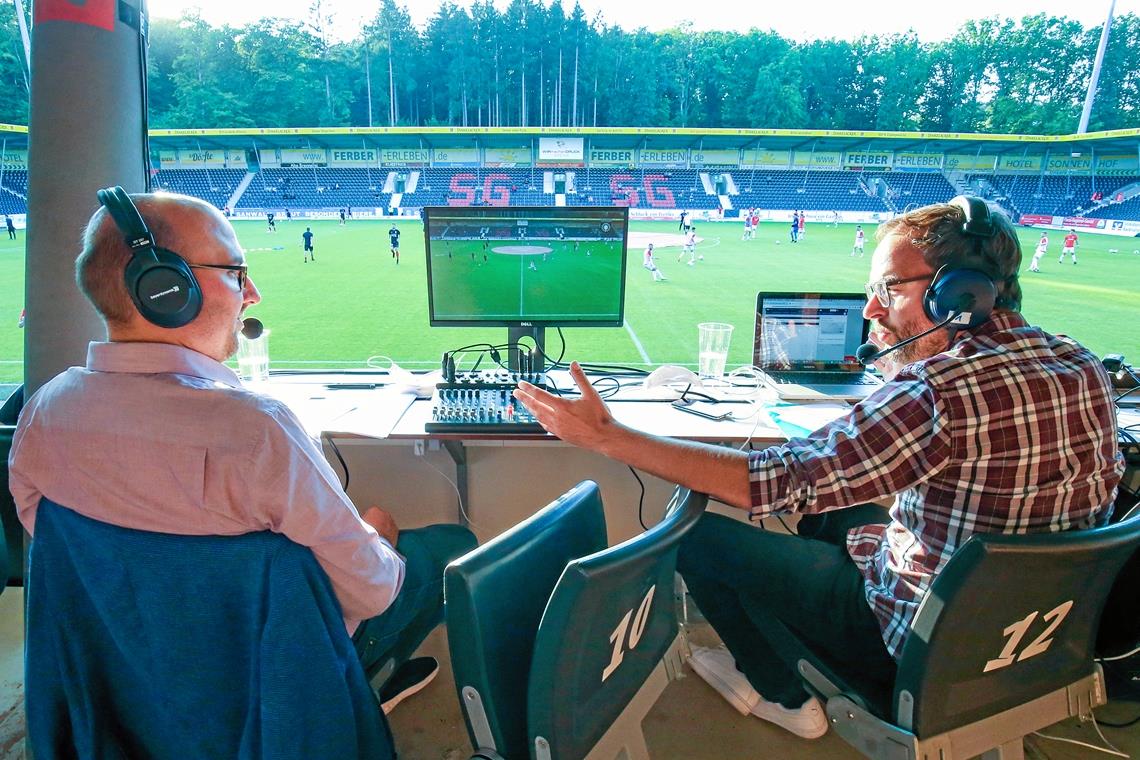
<box><xmin>423</xmin><ymin>206</ymin><xmax>629</xmax><ymax>369</ymax></box>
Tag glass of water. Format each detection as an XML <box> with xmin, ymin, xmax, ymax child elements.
<box><xmin>236</xmin><ymin>330</ymin><xmax>271</xmax><ymax>384</ymax></box>
<box><xmin>697</xmin><ymin>322</ymin><xmax>733</xmax><ymax>380</ymax></box>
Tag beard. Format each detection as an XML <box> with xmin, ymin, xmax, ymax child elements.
<box><xmin>882</xmin><ymin>317</ymin><xmax>947</xmax><ymax>365</ymax></box>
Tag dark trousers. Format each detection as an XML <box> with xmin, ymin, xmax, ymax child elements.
<box><xmin>352</xmin><ymin>524</ymin><xmax>477</xmax><ymax>681</ymax></box>
<box><xmin>677</xmin><ymin>506</ymin><xmax>896</xmax><ymax>708</ymax></box>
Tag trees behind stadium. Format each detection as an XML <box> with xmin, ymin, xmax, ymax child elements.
<box><xmin>1</xmin><ymin>2</ymin><xmax>1138</xmax><ymax>134</ymax></box>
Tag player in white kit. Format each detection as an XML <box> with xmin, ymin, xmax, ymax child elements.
<box><xmin>1030</xmin><ymin>232</ymin><xmax>1048</xmax><ymax>272</ymax></box>
<box><xmin>643</xmin><ymin>242</ymin><xmax>666</xmax><ymax>282</ymax></box>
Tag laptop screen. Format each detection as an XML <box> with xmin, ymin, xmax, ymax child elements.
<box><xmin>753</xmin><ymin>292</ymin><xmax>869</xmax><ymax>371</ymax></box>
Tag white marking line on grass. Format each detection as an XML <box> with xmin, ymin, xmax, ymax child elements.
<box><xmin>624</xmin><ymin>321</ymin><xmax>652</xmax><ymax>365</ymax></box>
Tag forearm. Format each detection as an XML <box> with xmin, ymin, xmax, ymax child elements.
<box><xmin>593</xmin><ymin>420</ymin><xmax>754</xmax><ymax>510</ymax></box>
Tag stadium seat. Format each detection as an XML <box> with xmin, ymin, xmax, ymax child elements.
<box><xmin>445</xmin><ymin>480</ymin><xmax>708</xmax><ymax>760</ymax></box>
<box><xmin>25</xmin><ymin>497</ymin><xmax>395</xmax><ymax>759</ymax></box>
<box><xmin>0</xmin><ymin>424</ymin><xmax>18</xmax><ymax>590</ymax></box>
<box><xmin>754</xmin><ymin>515</ymin><xmax>1140</xmax><ymax>760</ymax></box>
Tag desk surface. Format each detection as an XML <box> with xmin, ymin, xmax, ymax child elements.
<box><xmin>259</xmin><ymin>372</ymin><xmax>852</xmax><ymax>444</ymax></box>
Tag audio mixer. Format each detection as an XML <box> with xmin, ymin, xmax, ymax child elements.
<box><xmin>425</xmin><ymin>370</ymin><xmax>550</xmax><ymax>433</ymax></box>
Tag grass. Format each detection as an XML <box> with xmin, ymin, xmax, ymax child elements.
<box><xmin>1</xmin><ymin>218</ymin><xmax>1138</xmax><ymax>383</ymax></box>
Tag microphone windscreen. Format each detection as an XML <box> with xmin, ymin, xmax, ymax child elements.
<box><xmin>241</xmin><ymin>317</ymin><xmax>264</xmax><ymax>340</ymax></box>
<box><xmin>855</xmin><ymin>342</ymin><xmax>879</xmax><ymax>364</ymax></box>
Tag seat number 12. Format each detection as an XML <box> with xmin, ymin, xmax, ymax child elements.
<box><xmin>983</xmin><ymin>600</ymin><xmax>1074</xmax><ymax>673</ymax></box>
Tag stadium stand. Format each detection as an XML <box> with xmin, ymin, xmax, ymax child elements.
<box><xmin>83</xmin><ymin>164</ymin><xmax>1140</xmax><ymax>222</ymax></box>
<box><xmin>1084</xmin><ymin>194</ymin><xmax>1140</xmax><ymax>219</ymax></box>
<box><xmin>732</xmin><ymin>170</ymin><xmax>891</xmax><ymax>213</ymax></box>
<box><xmin>236</xmin><ymin>167</ymin><xmax>391</xmax><ymax>212</ymax></box>
<box><xmin>152</xmin><ymin>168</ymin><xmax>246</xmax><ymax>210</ymax></box>
<box><xmin>0</xmin><ymin>169</ymin><xmax>28</xmax><ymax>214</ymax></box>
<box><xmin>963</xmin><ymin>173</ymin><xmax>1140</xmax><ymax>218</ymax></box>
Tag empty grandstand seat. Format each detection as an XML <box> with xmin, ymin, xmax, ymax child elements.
<box><xmin>445</xmin><ymin>480</ymin><xmax>708</xmax><ymax>760</ymax></box>
<box><xmin>756</xmin><ymin>515</ymin><xmax>1140</xmax><ymax>760</ymax></box>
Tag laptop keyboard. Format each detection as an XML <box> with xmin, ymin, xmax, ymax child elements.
<box><xmin>771</xmin><ymin>372</ymin><xmax>878</xmax><ymax>386</ymax></box>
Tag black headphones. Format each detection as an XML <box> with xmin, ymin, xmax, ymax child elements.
<box><xmin>921</xmin><ymin>195</ymin><xmax>999</xmax><ymax>330</ymax></box>
<box><xmin>96</xmin><ymin>186</ymin><xmax>202</xmax><ymax>328</ymax></box>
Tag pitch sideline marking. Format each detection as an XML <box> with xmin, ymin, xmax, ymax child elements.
<box><xmin>624</xmin><ymin>320</ymin><xmax>652</xmax><ymax>365</ymax></box>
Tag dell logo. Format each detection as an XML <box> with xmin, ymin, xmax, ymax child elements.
<box><xmin>150</xmin><ymin>285</ymin><xmax>181</xmax><ymax>301</ymax></box>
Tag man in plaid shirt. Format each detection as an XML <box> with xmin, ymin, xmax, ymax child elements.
<box><xmin>514</xmin><ymin>200</ymin><xmax>1123</xmax><ymax>740</ymax></box>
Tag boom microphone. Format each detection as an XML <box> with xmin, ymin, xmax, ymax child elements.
<box><xmin>856</xmin><ymin>312</ymin><xmax>960</xmax><ymax>365</ymax></box>
<box><xmin>241</xmin><ymin>317</ymin><xmax>264</xmax><ymax>340</ymax></box>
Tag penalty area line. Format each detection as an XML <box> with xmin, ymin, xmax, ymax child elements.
<box><xmin>624</xmin><ymin>321</ymin><xmax>652</xmax><ymax>365</ymax></box>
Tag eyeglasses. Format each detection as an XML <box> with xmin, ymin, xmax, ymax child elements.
<box><xmin>864</xmin><ymin>273</ymin><xmax>933</xmax><ymax>308</ymax></box>
<box><xmin>188</xmin><ymin>263</ymin><xmax>248</xmax><ymax>289</ymax></box>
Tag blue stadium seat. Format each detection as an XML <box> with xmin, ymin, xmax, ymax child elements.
<box><xmin>756</xmin><ymin>515</ymin><xmax>1140</xmax><ymax>760</ymax></box>
<box><xmin>445</xmin><ymin>480</ymin><xmax>708</xmax><ymax>760</ymax></box>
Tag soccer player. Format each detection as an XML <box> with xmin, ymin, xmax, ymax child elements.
<box><xmin>678</xmin><ymin>227</ymin><xmax>699</xmax><ymax>265</ymax></box>
<box><xmin>1060</xmin><ymin>229</ymin><xmax>1078</xmax><ymax>265</ymax></box>
<box><xmin>266</xmin><ymin>212</ymin><xmax>276</xmax><ymax>233</ymax></box>
<box><xmin>797</xmin><ymin>210</ymin><xmax>806</xmax><ymax>240</ymax></box>
<box><xmin>679</xmin><ymin>209</ymin><xmax>689</xmax><ymax>232</ymax></box>
<box><xmin>643</xmin><ymin>242</ymin><xmax>666</xmax><ymax>282</ymax></box>
<box><xmin>851</xmin><ymin>225</ymin><xmax>865</xmax><ymax>257</ymax></box>
<box><xmin>302</xmin><ymin>227</ymin><xmax>315</xmax><ymax>263</ymax></box>
<box><xmin>789</xmin><ymin>212</ymin><xmax>799</xmax><ymax>243</ymax></box>
<box><xmin>750</xmin><ymin>208</ymin><xmax>760</xmax><ymax>238</ymax></box>
<box><xmin>339</xmin><ymin>208</ymin><xmax>347</xmax><ymax>225</ymax></box>
<box><xmin>1030</xmin><ymin>232</ymin><xmax>1048</xmax><ymax>272</ymax></box>
<box><xmin>742</xmin><ymin>209</ymin><xmax>753</xmax><ymax>241</ymax></box>
<box><xmin>389</xmin><ymin>224</ymin><xmax>401</xmax><ymax>264</ymax></box>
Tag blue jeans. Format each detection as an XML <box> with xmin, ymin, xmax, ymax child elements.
<box><xmin>352</xmin><ymin>524</ymin><xmax>477</xmax><ymax>680</ymax></box>
<box><xmin>677</xmin><ymin>506</ymin><xmax>896</xmax><ymax>708</ymax></box>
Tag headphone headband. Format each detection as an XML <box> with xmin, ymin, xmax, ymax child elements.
<box><xmin>96</xmin><ymin>186</ymin><xmax>157</xmax><ymax>255</ymax></box>
<box><xmin>949</xmin><ymin>195</ymin><xmax>995</xmax><ymax>238</ymax></box>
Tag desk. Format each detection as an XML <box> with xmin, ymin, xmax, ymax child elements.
<box><xmin>264</xmin><ymin>372</ymin><xmax>853</xmax><ymax>529</ymax></box>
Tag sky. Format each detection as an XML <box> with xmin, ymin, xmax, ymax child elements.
<box><xmin>148</xmin><ymin>0</ymin><xmax>1138</xmax><ymax>41</ymax></box>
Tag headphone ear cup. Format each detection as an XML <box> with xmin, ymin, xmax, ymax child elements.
<box><xmin>124</xmin><ymin>247</ymin><xmax>202</xmax><ymax>328</ymax></box>
<box><xmin>924</xmin><ymin>268</ymin><xmax>996</xmax><ymax>329</ymax></box>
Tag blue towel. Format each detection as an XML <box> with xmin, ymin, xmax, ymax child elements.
<box><xmin>26</xmin><ymin>498</ymin><xmax>395</xmax><ymax>759</ymax></box>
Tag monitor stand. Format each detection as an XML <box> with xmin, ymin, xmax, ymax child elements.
<box><xmin>507</xmin><ymin>326</ymin><xmax>546</xmax><ymax>373</ymax></box>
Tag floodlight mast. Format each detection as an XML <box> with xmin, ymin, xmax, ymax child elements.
<box><xmin>1078</xmin><ymin>0</ymin><xmax>1116</xmax><ymax>134</ymax></box>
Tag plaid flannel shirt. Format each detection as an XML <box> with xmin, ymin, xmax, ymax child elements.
<box><xmin>747</xmin><ymin>311</ymin><xmax>1123</xmax><ymax>658</ymax></box>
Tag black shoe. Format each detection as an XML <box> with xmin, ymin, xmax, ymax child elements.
<box><xmin>378</xmin><ymin>657</ymin><xmax>439</xmax><ymax>715</ymax></box>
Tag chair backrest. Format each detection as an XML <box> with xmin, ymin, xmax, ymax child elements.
<box><xmin>26</xmin><ymin>498</ymin><xmax>394</xmax><ymax>759</ymax></box>
<box><xmin>527</xmin><ymin>487</ymin><xmax>708</xmax><ymax>760</ymax></box>
<box><xmin>894</xmin><ymin>515</ymin><xmax>1140</xmax><ymax>738</ymax></box>
<box><xmin>445</xmin><ymin>480</ymin><xmax>609</xmax><ymax>759</ymax></box>
<box><xmin>0</xmin><ymin>424</ymin><xmax>16</xmax><ymax>590</ymax></box>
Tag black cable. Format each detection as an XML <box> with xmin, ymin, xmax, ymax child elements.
<box><xmin>325</xmin><ymin>435</ymin><xmax>350</xmax><ymax>492</ymax></box>
<box><xmin>628</xmin><ymin>466</ymin><xmax>649</xmax><ymax>531</ymax></box>
<box><xmin>1098</xmin><ymin>712</ymin><xmax>1140</xmax><ymax>729</ymax></box>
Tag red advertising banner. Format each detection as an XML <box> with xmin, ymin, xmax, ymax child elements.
<box><xmin>1019</xmin><ymin>214</ymin><xmax>1054</xmax><ymax>226</ymax></box>
<box><xmin>35</xmin><ymin>0</ymin><xmax>116</xmax><ymax>31</ymax></box>
<box><xmin>1060</xmin><ymin>217</ymin><xmax>1106</xmax><ymax>230</ymax></box>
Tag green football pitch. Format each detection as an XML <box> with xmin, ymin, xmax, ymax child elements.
<box><xmin>1</xmin><ymin>219</ymin><xmax>1137</xmax><ymax>383</ymax></box>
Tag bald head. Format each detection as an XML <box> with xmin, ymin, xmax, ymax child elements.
<box><xmin>76</xmin><ymin>193</ymin><xmax>228</xmax><ymax>327</ymax></box>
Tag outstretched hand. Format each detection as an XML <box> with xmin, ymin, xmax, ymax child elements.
<box><xmin>513</xmin><ymin>361</ymin><xmax>619</xmax><ymax>452</ymax></box>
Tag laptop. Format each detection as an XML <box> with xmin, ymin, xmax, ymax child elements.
<box><xmin>753</xmin><ymin>292</ymin><xmax>882</xmax><ymax>401</ymax></box>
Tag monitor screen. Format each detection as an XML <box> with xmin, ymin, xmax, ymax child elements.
<box><xmin>423</xmin><ymin>206</ymin><xmax>628</xmax><ymax>327</ymax></box>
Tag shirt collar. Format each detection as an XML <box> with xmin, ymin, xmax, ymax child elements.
<box><xmin>86</xmin><ymin>342</ymin><xmax>243</xmax><ymax>389</ymax></box>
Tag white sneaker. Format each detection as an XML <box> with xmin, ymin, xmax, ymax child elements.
<box><xmin>751</xmin><ymin>695</ymin><xmax>829</xmax><ymax>740</ymax></box>
<box><xmin>689</xmin><ymin>646</ymin><xmax>829</xmax><ymax>739</ymax></box>
<box><xmin>688</xmin><ymin>646</ymin><xmax>759</xmax><ymax>715</ymax></box>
